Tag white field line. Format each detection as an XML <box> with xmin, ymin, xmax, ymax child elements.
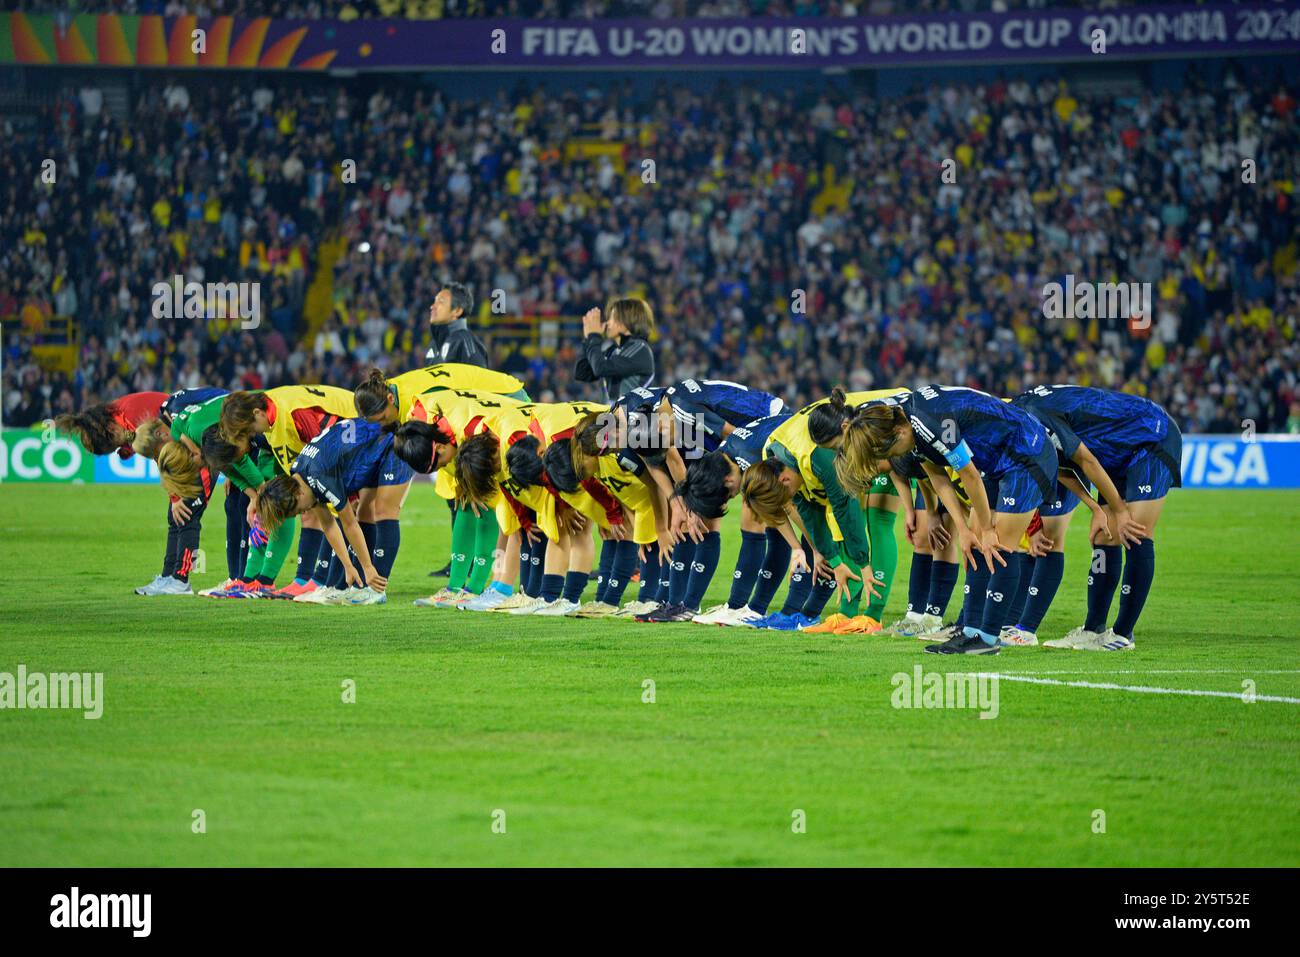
<box><xmin>986</xmin><ymin>669</ymin><xmax>1300</xmax><ymax>676</ymax></box>
<box><xmin>972</xmin><ymin>673</ymin><xmax>1300</xmax><ymax>705</ymax></box>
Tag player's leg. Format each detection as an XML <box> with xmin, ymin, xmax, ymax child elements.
<box><xmin>695</xmin><ymin>506</ymin><xmax>767</xmax><ymax>625</ymax></box>
<box><xmin>862</xmin><ymin>484</ymin><xmax>901</xmax><ymax>626</ymax></box>
<box><xmin>887</xmin><ymin>488</ymin><xmax>931</xmax><ymax>635</ymax></box>
<box><xmin>920</xmin><ymin>511</ymin><xmax>963</xmax><ymax>638</ymax></box>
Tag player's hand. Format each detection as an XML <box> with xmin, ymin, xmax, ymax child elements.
<box><xmin>927</xmin><ymin>521</ymin><xmax>951</xmax><ymax>551</ymax></box>
<box><xmin>607</xmin><ymin>521</ymin><xmax>627</xmax><ymax>542</ymax></box>
<box><xmin>814</xmin><ymin>552</ymin><xmax>833</xmax><ymax>581</ymax></box>
<box><xmin>686</xmin><ymin>511</ymin><xmax>708</xmax><ymax>544</ymax></box>
<box><xmin>1029</xmin><ymin>529</ymin><xmax>1054</xmax><ymax>557</ymax></box>
<box><xmin>1113</xmin><ymin>508</ymin><xmax>1148</xmax><ymax>548</ymax></box>
<box><xmin>904</xmin><ymin>509</ymin><xmax>919</xmax><ymax>546</ymax></box>
<box><xmin>1088</xmin><ymin>508</ymin><xmax>1111</xmax><ymax>545</ymax></box>
<box><xmin>657</xmin><ymin>530</ymin><xmax>675</xmax><ymax>560</ymax></box>
<box><xmin>524</xmin><ymin>526</ymin><xmax>541</xmax><ymax>546</ymax></box>
<box><xmin>364</xmin><ymin>567</ymin><xmax>387</xmax><ymax>592</ymax></box>
<box><xmin>344</xmin><ymin>564</ymin><xmax>363</xmax><ymax>588</ymax></box>
<box><xmin>975</xmin><ymin>526</ymin><xmax>1007</xmax><ymax>572</ymax></box>
<box><xmin>248</xmin><ymin>517</ymin><xmax>269</xmax><ymax>549</ymax></box>
<box><xmin>833</xmin><ymin>563</ymin><xmax>861</xmax><ymax>604</ymax></box>
<box><xmin>788</xmin><ymin>548</ymin><xmax>810</xmax><ymax>577</ymax></box>
<box><xmin>171</xmin><ymin>499</ymin><xmax>193</xmax><ymax>523</ymax></box>
<box><xmin>581</xmin><ymin>307</ymin><xmax>603</xmax><ymax>337</ymax></box>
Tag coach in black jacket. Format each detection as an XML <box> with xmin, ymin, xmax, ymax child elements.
<box><xmin>427</xmin><ymin>282</ymin><xmax>489</xmax><ymax>366</ymax></box>
<box><xmin>574</xmin><ymin>298</ymin><xmax>656</xmax><ymax>403</ymax></box>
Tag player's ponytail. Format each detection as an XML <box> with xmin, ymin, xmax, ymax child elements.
<box><xmin>837</xmin><ymin>404</ymin><xmax>905</xmax><ymax>496</ymax></box>
<box><xmin>506</xmin><ymin>435</ymin><xmax>545</xmax><ymax>488</ymax></box>
<box><xmin>808</xmin><ymin>387</ymin><xmax>852</xmax><ymax>445</ymax></box>
<box><xmin>740</xmin><ymin>457</ymin><xmax>794</xmax><ymax>528</ymax></box>
<box><xmin>543</xmin><ymin>439</ymin><xmax>581</xmax><ymax>494</ymax></box>
<box><xmin>393</xmin><ymin>420</ymin><xmax>453</xmax><ymax>474</ymax></box>
<box><xmin>157</xmin><ymin>441</ymin><xmax>203</xmax><ymax>500</ymax></box>
<box><xmin>256</xmin><ymin>475</ymin><xmax>300</xmax><ymax>533</ymax></box>
<box><xmin>131</xmin><ymin>418</ymin><xmax>171</xmax><ymax>460</ymax></box>
<box><xmin>352</xmin><ymin>368</ymin><xmax>391</xmax><ymax>419</ymax></box>
<box><xmin>218</xmin><ymin>391</ymin><xmax>268</xmax><ymax>443</ymax></box>
<box><xmin>452</xmin><ymin>432</ymin><xmax>501</xmax><ymax>508</ymax></box>
<box><xmin>675</xmin><ymin>450</ymin><xmax>731</xmax><ymax>520</ymax></box>
<box><xmin>574</xmin><ymin>410</ymin><xmax>617</xmax><ymax>457</ymax></box>
<box><xmin>55</xmin><ymin>404</ymin><xmax>120</xmax><ymax>455</ymax></box>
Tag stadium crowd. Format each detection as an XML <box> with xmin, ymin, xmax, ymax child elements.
<box><xmin>3</xmin><ymin>62</ymin><xmax>1298</xmax><ymax>434</ymax></box>
<box><xmin>2</xmin><ymin>1</ymin><xmax>1171</xmax><ymax>22</ymax></box>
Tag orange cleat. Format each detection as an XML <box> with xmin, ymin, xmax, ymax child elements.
<box><xmin>801</xmin><ymin>613</ymin><xmax>850</xmax><ymax>634</ymax></box>
<box><xmin>832</xmin><ymin>615</ymin><xmax>883</xmax><ymax>635</ymax></box>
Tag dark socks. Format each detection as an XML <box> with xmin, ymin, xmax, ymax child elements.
<box><xmin>750</xmin><ymin>529</ymin><xmax>790</xmax><ymax>615</ymax></box>
<box><xmin>604</xmin><ymin>540</ymin><xmax>639</xmax><ymax>606</ymax></box>
<box><xmin>977</xmin><ymin>551</ymin><xmax>1021</xmax><ymax>641</ymax></box>
<box><xmin>638</xmin><ymin>543</ymin><xmax>662</xmax><ymax>604</ymax></box>
<box><xmin>926</xmin><ymin>560</ymin><xmax>960</xmax><ymax>619</ymax></box>
<box><xmin>562</xmin><ymin>570</ymin><xmax>588</xmax><ymax>604</ymax></box>
<box><xmin>1019</xmin><ymin>551</ymin><xmax>1065</xmax><ymax>631</ymax></box>
<box><xmin>524</xmin><ymin>537</ymin><xmax>548</xmax><ymax>598</ymax></box>
<box><xmin>801</xmin><ymin>573</ymin><xmax>837</xmax><ymax>620</ymax></box>
<box><xmin>296</xmin><ymin>527</ymin><xmax>325</xmax><ymax>583</ymax></box>
<box><xmin>963</xmin><ymin>562</ymin><xmax>991</xmax><ymax>633</ymax></box>
<box><xmin>728</xmin><ymin>530</ymin><xmax>766</xmax><ymax>609</ymax></box>
<box><xmin>372</xmin><ymin>520</ymin><xmax>400</xmax><ymax>579</ymax></box>
<box><xmin>540</xmin><ymin>572</ymin><xmax>564</xmax><ymax>603</ymax></box>
<box><xmin>907</xmin><ymin>553</ymin><xmax>934</xmax><ymax>614</ymax></box>
<box><xmin>1085</xmin><ymin>545</ymin><xmax>1123</xmax><ymax>632</ymax></box>
<box><xmin>1111</xmin><ymin>539</ymin><xmax>1155</xmax><ymax>639</ymax></box>
<box><xmin>1004</xmin><ymin>552</ymin><xmax>1033</xmax><ymax>626</ymax></box>
<box><xmin>667</xmin><ymin>539</ymin><xmax>697</xmax><ymax>606</ymax></box>
<box><xmin>594</xmin><ymin>540</ymin><xmax>617</xmax><ymax>603</ymax></box>
<box><xmin>682</xmin><ymin>531</ymin><xmax>721</xmax><ymax>611</ymax></box>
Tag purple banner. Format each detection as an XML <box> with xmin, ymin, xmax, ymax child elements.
<box><xmin>5</xmin><ymin>4</ymin><xmax>1299</xmax><ymax>71</ymax></box>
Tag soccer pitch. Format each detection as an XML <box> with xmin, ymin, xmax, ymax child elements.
<box><xmin>2</xmin><ymin>484</ymin><xmax>1297</xmax><ymax>867</ymax></box>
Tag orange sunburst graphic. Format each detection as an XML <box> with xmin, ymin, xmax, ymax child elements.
<box><xmin>136</xmin><ymin>15</ymin><xmax>168</xmax><ymax>65</ymax></box>
<box><xmin>167</xmin><ymin>14</ymin><xmax>198</xmax><ymax>66</ymax></box>
<box><xmin>9</xmin><ymin>13</ymin><xmax>52</xmax><ymax>64</ymax></box>
<box><xmin>96</xmin><ymin>15</ymin><xmax>132</xmax><ymax>65</ymax></box>
<box><xmin>228</xmin><ymin>18</ymin><xmax>270</xmax><ymax>68</ymax></box>
<box><xmin>53</xmin><ymin>18</ymin><xmax>94</xmax><ymax>63</ymax></box>
<box><xmin>258</xmin><ymin>26</ymin><xmax>307</xmax><ymax>68</ymax></box>
<box><xmin>198</xmin><ymin>17</ymin><xmax>234</xmax><ymax>67</ymax></box>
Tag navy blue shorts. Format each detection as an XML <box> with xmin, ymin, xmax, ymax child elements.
<box><xmin>1100</xmin><ymin>420</ymin><xmax>1182</xmax><ymax>504</ymax></box>
<box><xmin>1039</xmin><ymin>481</ymin><xmax>1081</xmax><ymax>517</ymax></box>
<box><xmin>983</xmin><ymin>444</ymin><xmax>1057</xmax><ymax>515</ymax></box>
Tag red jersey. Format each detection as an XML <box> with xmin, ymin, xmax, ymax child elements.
<box><xmin>111</xmin><ymin>392</ymin><xmax>168</xmax><ymax>459</ymax></box>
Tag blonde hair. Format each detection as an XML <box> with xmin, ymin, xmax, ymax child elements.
<box><xmin>740</xmin><ymin>458</ymin><xmax>794</xmax><ymax>528</ymax></box>
<box><xmin>157</xmin><ymin>441</ymin><xmax>203</xmax><ymax>500</ymax></box>
<box><xmin>131</xmin><ymin>418</ymin><xmax>171</xmax><ymax>460</ymax></box>
<box><xmin>255</xmin><ymin>475</ymin><xmax>302</xmax><ymax>532</ymax></box>
<box><xmin>606</xmin><ymin>297</ymin><xmax>655</xmax><ymax>339</ymax></box>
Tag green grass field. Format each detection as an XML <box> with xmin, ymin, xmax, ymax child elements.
<box><xmin>2</xmin><ymin>484</ymin><xmax>1297</xmax><ymax>867</ymax></box>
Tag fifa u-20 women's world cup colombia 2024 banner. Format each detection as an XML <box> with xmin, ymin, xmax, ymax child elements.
<box><xmin>3</xmin><ymin>3</ymin><xmax>1299</xmax><ymax>71</ymax></box>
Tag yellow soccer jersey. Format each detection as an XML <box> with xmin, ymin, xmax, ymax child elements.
<box><xmin>389</xmin><ymin>363</ymin><xmax>526</xmax><ymax>423</ymax></box>
<box><xmin>263</xmin><ymin>384</ymin><xmax>357</xmax><ymax>473</ymax></box>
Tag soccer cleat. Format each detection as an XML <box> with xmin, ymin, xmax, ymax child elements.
<box><xmin>642</xmin><ymin>602</ymin><xmax>697</xmax><ymax>623</ymax></box>
<box><xmin>998</xmin><ymin>625</ymin><xmax>1039</xmax><ymax>647</ymax></box>
<box><xmin>534</xmin><ymin>598</ymin><xmax>581</xmax><ymax>617</ymax></box>
<box><xmin>757</xmin><ymin>612</ymin><xmax>814</xmax><ymax>631</ymax></box>
<box><xmin>924</xmin><ymin>632</ymin><xmax>1000</xmax><ymax>655</ymax></box>
<box><xmin>572</xmin><ymin>601</ymin><xmax>619</xmax><ymax>618</ymax></box>
<box><xmin>1075</xmin><ymin>628</ymin><xmax>1136</xmax><ymax>652</ymax></box>
<box><xmin>801</xmin><ymin>613</ymin><xmax>850</xmax><ymax>634</ymax></box>
<box><xmin>490</xmin><ymin>592</ymin><xmax>540</xmax><ymax>612</ymax></box>
<box><xmin>242</xmin><ymin>581</ymin><xmax>277</xmax><ymax>599</ymax></box>
<box><xmin>134</xmin><ymin>575</ymin><xmax>166</xmax><ymax>596</ymax></box>
<box><xmin>507</xmin><ymin>595</ymin><xmax>551</xmax><ymax>615</ymax></box>
<box><xmin>297</xmin><ymin>586</ymin><xmax>345</xmax><ymax>605</ymax></box>
<box><xmin>614</xmin><ymin>599</ymin><xmax>659</xmax><ymax>618</ymax></box>
<box><xmin>690</xmin><ymin>603</ymin><xmax>732</xmax><ymax>625</ymax></box>
<box><xmin>1043</xmin><ymin>626</ymin><xmax>1100</xmax><ymax>649</ymax></box>
<box><xmin>634</xmin><ymin>602</ymin><xmax>668</xmax><ymax>622</ymax></box>
<box><xmin>273</xmin><ymin>581</ymin><xmax>310</xmax><ymax>600</ymax></box>
<box><xmin>413</xmin><ymin>588</ymin><xmax>459</xmax><ymax>608</ymax></box>
<box><xmin>207</xmin><ymin>581</ymin><xmax>255</xmax><ymax>599</ymax></box>
<box><xmin>919</xmin><ymin>621</ymin><xmax>958</xmax><ymax>641</ymax></box>
<box><xmin>719</xmin><ymin>605</ymin><xmax>766</xmax><ymax>627</ymax></box>
<box><xmin>198</xmin><ymin>578</ymin><xmax>237</xmax><ymax>597</ymax></box>
<box><xmin>461</xmin><ymin>589</ymin><xmax>510</xmax><ymax>612</ymax></box>
<box><xmin>152</xmin><ymin>576</ymin><xmax>194</xmax><ymax>596</ymax></box>
<box><xmin>833</xmin><ymin>615</ymin><xmax>882</xmax><ymax>635</ymax></box>
<box><xmin>886</xmin><ymin>612</ymin><xmax>932</xmax><ymax>638</ymax></box>
<box><xmin>290</xmin><ymin>582</ymin><xmax>324</xmax><ymax>602</ymax></box>
<box><xmin>346</xmin><ymin>586</ymin><xmax>388</xmax><ymax>605</ymax></box>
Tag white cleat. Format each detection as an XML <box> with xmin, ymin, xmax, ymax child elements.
<box><xmin>999</xmin><ymin>625</ymin><xmax>1039</xmax><ymax>647</ymax></box>
<box><xmin>1043</xmin><ymin>626</ymin><xmax>1100</xmax><ymax>649</ymax></box>
<box><xmin>154</xmin><ymin>576</ymin><xmax>194</xmax><ymax>596</ymax></box>
<box><xmin>491</xmin><ymin>592</ymin><xmax>541</xmax><ymax>613</ymax></box>
<box><xmin>460</xmin><ymin>589</ymin><xmax>510</xmax><ymax>612</ymax></box>
<box><xmin>1074</xmin><ymin>628</ymin><xmax>1136</xmax><ymax>652</ymax></box>
<box><xmin>571</xmin><ymin>601</ymin><xmax>619</xmax><ymax>618</ymax></box>
<box><xmin>613</xmin><ymin>599</ymin><xmax>659</xmax><ymax>618</ymax></box>
<box><xmin>134</xmin><ymin>575</ymin><xmax>166</xmax><ymax>596</ymax></box>
<box><xmin>346</xmin><ymin>586</ymin><xmax>387</xmax><ymax>605</ymax></box>
<box><xmin>507</xmin><ymin>595</ymin><xmax>551</xmax><ymax>615</ymax></box>
<box><xmin>886</xmin><ymin>612</ymin><xmax>930</xmax><ymax>637</ymax></box>
<box><xmin>297</xmin><ymin>586</ymin><xmax>345</xmax><ymax>605</ymax></box>
<box><xmin>534</xmin><ymin>598</ymin><xmax>580</xmax><ymax>617</ymax></box>
<box><xmin>198</xmin><ymin>578</ymin><xmax>236</xmax><ymax>597</ymax></box>
<box><xmin>690</xmin><ymin>603</ymin><xmax>733</xmax><ymax>625</ymax></box>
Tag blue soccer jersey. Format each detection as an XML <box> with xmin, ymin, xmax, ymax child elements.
<box><xmin>663</xmin><ymin>379</ymin><xmax>786</xmax><ymax>448</ymax></box>
<box><xmin>900</xmin><ymin>386</ymin><xmax>1048</xmax><ymax>480</ymax></box>
<box><xmin>718</xmin><ymin>413</ymin><xmax>792</xmax><ymax>472</ymax></box>
<box><xmin>1011</xmin><ymin>385</ymin><xmax>1171</xmax><ymax>474</ymax></box>
<box><xmin>292</xmin><ymin>418</ymin><xmax>412</xmax><ymax>512</ymax></box>
<box><xmin>162</xmin><ymin>387</ymin><xmax>227</xmax><ymax>418</ymax></box>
